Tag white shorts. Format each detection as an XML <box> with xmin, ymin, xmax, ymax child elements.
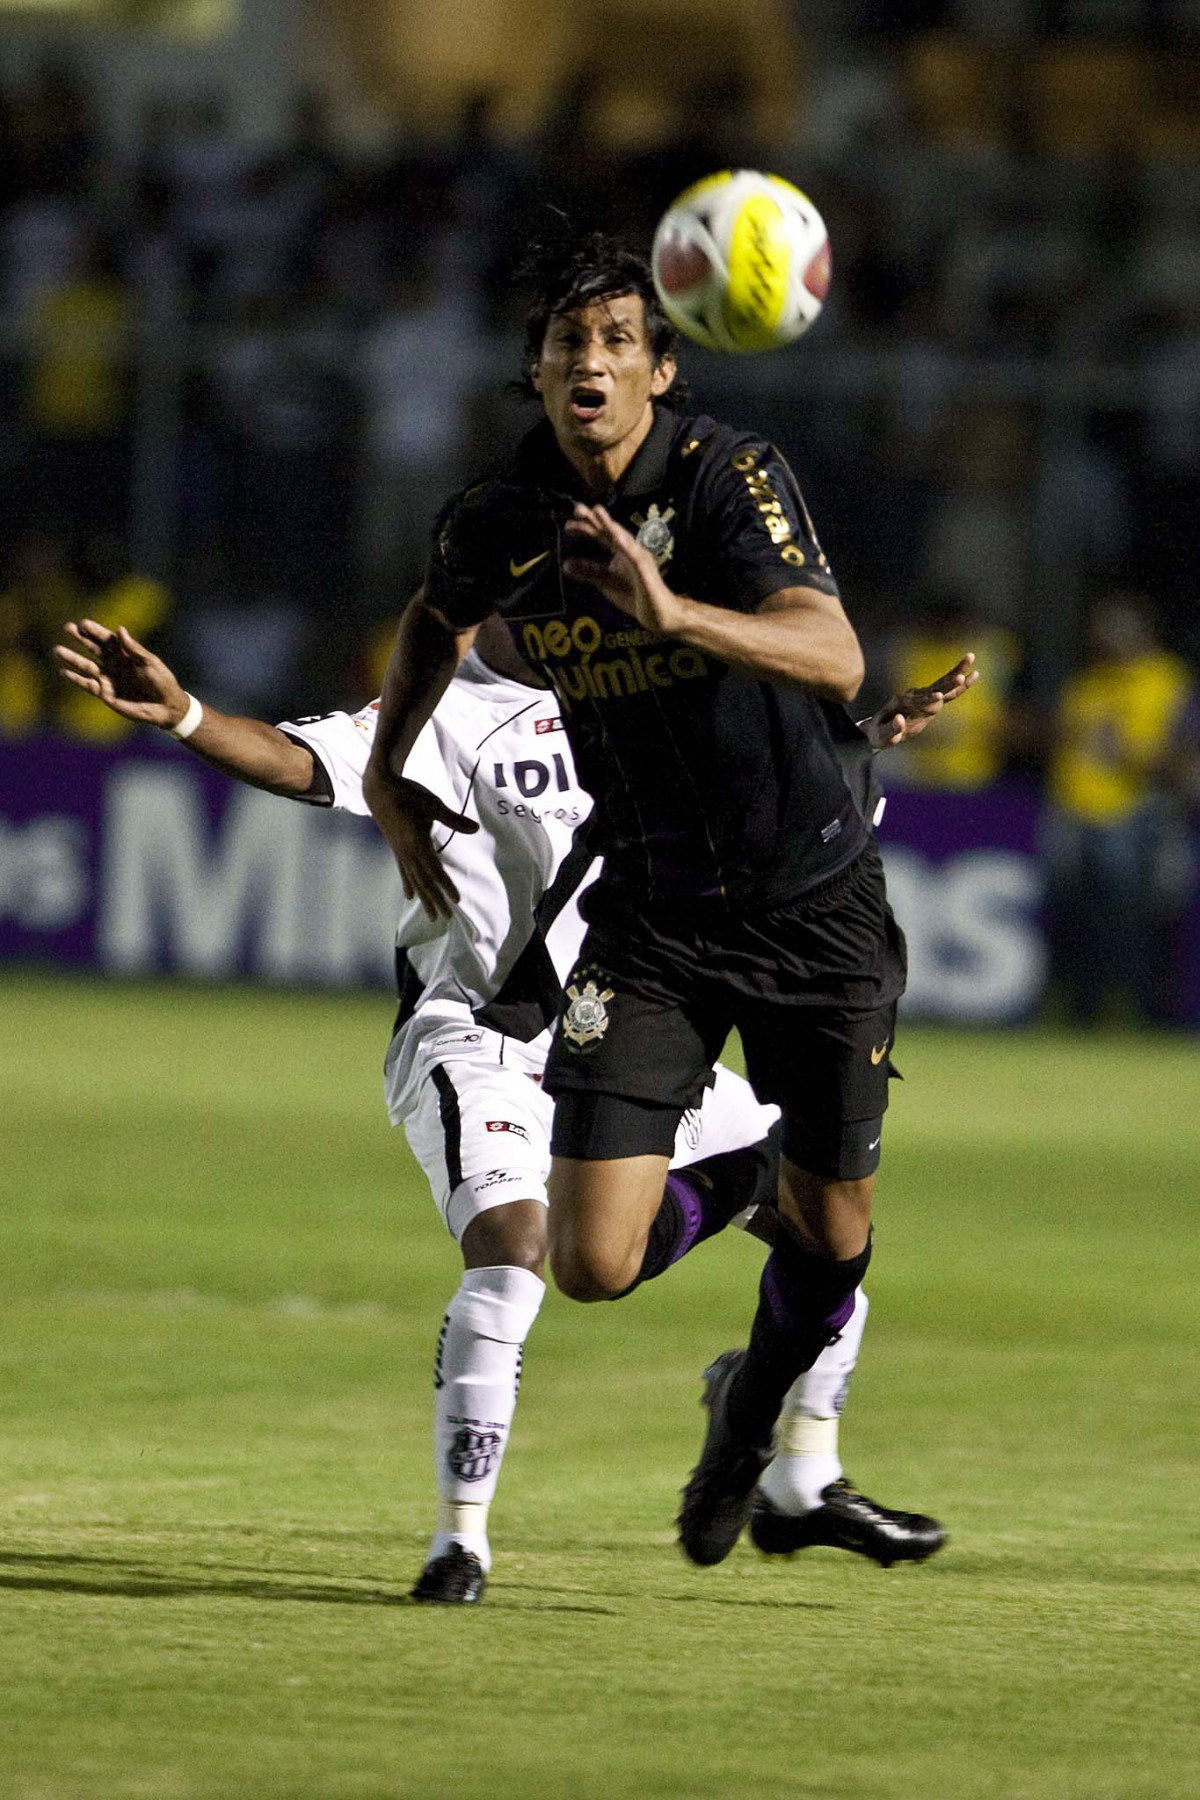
<box><xmin>393</xmin><ymin>1017</ymin><xmax>779</xmax><ymax>1244</ymax></box>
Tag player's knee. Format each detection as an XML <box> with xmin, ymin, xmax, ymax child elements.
<box><xmin>549</xmin><ymin>1241</ymin><xmax>638</xmax><ymax>1304</ymax></box>
<box><xmin>779</xmin><ymin>1166</ymin><xmax>874</xmax><ymax>1259</ymax></box>
<box><xmin>551</xmin><ymin>1264</ymin><xmax>610</xmax><ymax>1303</ymax></box>
<box><xmin>461</xmin><ymin>1199</ymin><xmax>548</xmax><ymax>1278</ymax></box>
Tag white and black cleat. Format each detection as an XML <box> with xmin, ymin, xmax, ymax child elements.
<box><xmin>750</xmin><ymin>1480</ymin><xmax>947</xmax><ymax>1568</ymax></box>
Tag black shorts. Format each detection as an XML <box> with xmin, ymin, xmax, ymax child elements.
<box><xmin>544</xmin><ymin>845</ymin><xmax>906</xmax><ymax>1180</ymax></box>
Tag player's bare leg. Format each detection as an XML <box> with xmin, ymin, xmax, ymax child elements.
<box><xmin>463</xmin><ymin>1200</ymin><xmax>547</xmax><ymax>1278</ymax></box>
<box><xmin>412</xmin><ymin>1199</ymin><xmax>547</xmax><ymax>1606</ymax></box>
<box><xmin>548</xmin><ymin>1131</ymin><xmax>781</xmax><ymax>1302</ymax></box>
<box><xmin>547</xmin><ymin>1155</ymin><xmax>669</xmax><ymax>1300</ymax></box>
<box><xmin>777</xmin><ymin>1160</ymin><xmax>872</xmax><ymax>1258</ymax></box>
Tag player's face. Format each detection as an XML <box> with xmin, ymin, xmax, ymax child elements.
<box><xmin>533</xmin><ymin>294</ymin><xmax>676</xmax><ymax>485</ymax></box>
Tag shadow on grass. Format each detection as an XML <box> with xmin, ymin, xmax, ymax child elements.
<box><xmin>0</xmin><ymin>1568</ymin><xmax>407</xmax><ymax>1606</ymax></box>
<box><xmin>0</xmin><ymin>1549</ymin><xmax>847</xmax><ymax>1614</ymax></box>
<box><xmin>0</xmin><ymin>1551</ymin><xmax>616</xmax><ymax>1614</ymax></box>
<box><xmin>498</xmin><ymin>1580</ymin><xmax>836</xmax><ymax>1612</ymax></box>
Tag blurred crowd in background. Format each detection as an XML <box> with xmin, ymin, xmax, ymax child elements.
<box><xmin>1</xmin><ymin>4</ymin><xmax>1198</xmax><ymax>1023</ymax></box>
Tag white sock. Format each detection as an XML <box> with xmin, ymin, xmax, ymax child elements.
<box><xmin>759</xmin><ymin>1288</ymin><xmax>868</xmax><ymax>1515</ymax></box>
<box><xmin>429</xmin><ymin>1264</ymin><xmax>545</xmax><ymax>1573</ymax></box>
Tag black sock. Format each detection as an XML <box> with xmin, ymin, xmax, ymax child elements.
<box><xmin>615</xmin><ymin>1127</ymin><xmax>782</xmax><ymax>1296</ymax></box>
<box><xmin>725</xmin><ymin>1231</ymin><xmax>873</xmax><ymax>1446</ymax></box>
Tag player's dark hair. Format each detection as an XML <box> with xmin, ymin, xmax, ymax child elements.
<box><xmin>517</xmin><ymin>226</ymin><xmax>686</xmax><ymax>406</ymax></box>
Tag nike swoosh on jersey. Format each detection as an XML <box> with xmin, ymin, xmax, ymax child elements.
<box><xmin>870</xmin><ymin>1043</ymin><xmax>889</xmax><ymax>1064</ymax></box>
<box><xmin>509</xmin><ymin>551</ymin><xmax>550</xmax><ymax>578</ymax></box>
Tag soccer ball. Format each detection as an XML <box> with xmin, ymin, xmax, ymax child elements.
<box><xmin>651</xmin><ymin>170</ymin><xmax>831</xmax><ymax>354</ymax></box>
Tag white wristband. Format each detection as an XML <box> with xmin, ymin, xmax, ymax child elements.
<box><xmin>168</xmin><ymin>693</ymin><xmax>204</xmax><ymax>740</ymax></box>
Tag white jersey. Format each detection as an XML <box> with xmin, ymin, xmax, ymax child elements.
<box><xmin>279</xmin><ymin>652</ymin><xmax>779</xmax><ymax>1238</ymax></box>
<box><xmin>277</xmin><ymin>650</ymin><xmax>596</xmax><ymax>1119</ymax></box>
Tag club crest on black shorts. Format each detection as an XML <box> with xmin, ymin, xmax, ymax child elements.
<box><xmin>561</xmin><ymin>967</ymin><xmax>616</xmax><ymax>1053</ymax></box>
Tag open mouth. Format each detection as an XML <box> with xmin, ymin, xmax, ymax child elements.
<box><xmin>570</xmin><ymin>386</ymin><xmax>606</xmax><ymax>422</ymax></box>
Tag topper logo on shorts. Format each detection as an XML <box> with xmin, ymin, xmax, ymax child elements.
<box><xmin>562</xmin><ymin>969</ymin><xmax>615</xmax><ymax>1052</ymax></box>
<box><xmin>447</xmin><ymin>1422</ymin><xmax>503</xmax><ymax>1484</ymax></box>
<box><xmin>486</xmin><ymin>1120</ymin><xmax>529</xmax><ymax>1140</ymax></box>
<box><xmin>476</xmin><ymin>1168</ymin><xmax>524</xmax><ymax>1193</ymax></box>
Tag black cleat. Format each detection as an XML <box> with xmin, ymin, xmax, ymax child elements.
<box><xmin>677</xmin><ymin>1350</ymin><xmax>773</xmax><ymax>1567</ymax></box>
<box><xmin>750</xmin><ymin>1480</ymin><xmax>947</xmax><ymax>1568</ymax></box>
<box><xmin>409</xmin><ymin>1545</ymin><xmax>487</xmax><ymax>1604</ymax></box>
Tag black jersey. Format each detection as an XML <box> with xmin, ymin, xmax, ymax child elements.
<box><xmin>431</xmin><ymin>406</ymin><xmax>869</xmax><ymax>909</ymax></box>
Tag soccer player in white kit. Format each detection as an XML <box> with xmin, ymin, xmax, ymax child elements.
<box><xmin>56</xmin><ymin>612</ymin><xmax>962</xmax><ymax>1602</ymax></box>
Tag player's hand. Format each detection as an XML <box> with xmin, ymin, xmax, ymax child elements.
<box><xmin>54</xmin><ymin>620</ymin><xmax>190</xmax><ymax>727</ymax></box>
<box><xmin>865</xmin><ymin>653</ymin><xmax>978</xmax><ymax>750</ymax></box>
<box><xmin>563</xmin><ymin>504</ymin><xmax>686</xmax><ymax>636</ymax></box>
<box><xmin>362</xmin><ymin>763</ymin><xmax>478</xmax><ymax>923</ymax></box>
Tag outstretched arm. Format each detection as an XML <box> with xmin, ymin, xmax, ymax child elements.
<box><xmin>54</xmin><ymin>619</ymin><xmax>318</xmax><ymax>798</ymax></box>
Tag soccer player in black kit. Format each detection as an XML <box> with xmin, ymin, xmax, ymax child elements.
<box><xmin>366</xmin><ymin>236</ymin><xmax>955</xmax><ymax>1567</ymax></box>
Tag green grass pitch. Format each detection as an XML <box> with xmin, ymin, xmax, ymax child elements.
<box><xmin>1</xmin><ymin>972</ymin><xmax>1197</xmax><ymax>1800</ymax></box>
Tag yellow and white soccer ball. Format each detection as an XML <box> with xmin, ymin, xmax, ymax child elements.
<box><xmin>651</xmin><ymin>170</ymin><xmax>831</xmax><ymax>354</ymax></box>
